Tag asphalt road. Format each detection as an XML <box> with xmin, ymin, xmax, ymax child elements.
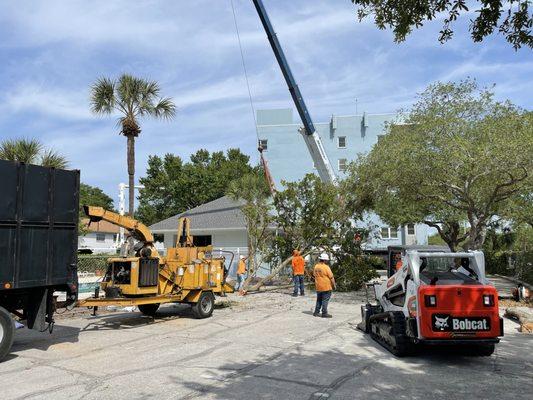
<box><xmin>1</xmin><ymin>290</ymin><xmax>531</xmax><ymax>400</ymax></box>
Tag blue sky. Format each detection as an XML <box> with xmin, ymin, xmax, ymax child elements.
<box><xmin>0</xmin><ymin>0</ymin><xmax>531</xmax><ymax>202</ymax></box>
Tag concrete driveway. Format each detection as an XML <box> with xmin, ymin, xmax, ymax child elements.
<box><xmin>1</xmin><ymin>291</ymin><xmax>531</xmax><ymax>400</ymax></box>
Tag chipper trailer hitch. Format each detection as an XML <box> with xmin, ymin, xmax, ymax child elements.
<box><xmin>78</xmin><ymin>206</ymin><xmax>234</xmax><ymax>319</ymax></box>
<box><xmin>358</xmin><ymin>250</ymin><xmax>504</xmax><ymax>357</ymax></box>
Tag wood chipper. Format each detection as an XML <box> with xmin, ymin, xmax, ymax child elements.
<box><xmin>78</xmin><ymin>206</ymin><xmax>234</xmax><ymax>318</ymax></box>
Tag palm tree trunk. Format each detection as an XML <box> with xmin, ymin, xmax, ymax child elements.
<box><xmin>127</xmin><ymin>135</ymin><xmax>135</xmax><ymax>217</ymax></box>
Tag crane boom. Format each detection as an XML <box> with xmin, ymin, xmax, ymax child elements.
<box><xmin>252</xmin><ymin>0</ymin><xmax>337</xmax><ymax>184</ymax></box>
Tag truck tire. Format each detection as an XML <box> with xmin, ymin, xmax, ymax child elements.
<box><xmin>138</xmin><ymin>303</ymin><xmax>160</xmax><ymax>316</ymax></box>
<box><xmin>0</xmin><ymin>306</ymin><xmax>15</xmax><ymax>362</ymax></box>
<box><xmin>191</xmin><ymin>292</ymin><xmax>215</xmax><ymax>319</ymax></box>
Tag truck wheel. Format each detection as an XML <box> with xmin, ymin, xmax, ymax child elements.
<box><xmin>138</xmin><ymin>303</ymin><xmax>160</xmax><ymax>316</ymax></box>
<box><xmin>0</xmin><ymin>306</ymin><xmax>15</xmax><ymax>362</ymax></box>
<box><xmin>191</xmin><ymin>292</ymin><xmax>215</xmax><ymax>319</ymax></box>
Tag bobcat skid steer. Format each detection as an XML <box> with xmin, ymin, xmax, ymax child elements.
<box><xmin>358</xmin><ymin>251</ymin><xmax>503</xmax><ymax>357</ymax></box>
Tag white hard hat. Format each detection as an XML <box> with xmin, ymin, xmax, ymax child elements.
<box><xmin>319</xmin><ymin>253</ymin><xmax>330</xmax><ymax>261</ymax></box>
<box><xmin>240</xmin><ymin>255</ymin><xmax>245</xmax><ymax>260</ymax></box>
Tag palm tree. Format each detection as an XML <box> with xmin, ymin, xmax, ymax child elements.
<box><xmin>90</xmin><ymin>74</ymin><xmax>176</xmax><ymax>217</ymax></box>
<box><xmin>0</xmin><ymin>138</ymin><xmax>68</xmax><ymax>168</ymax></box>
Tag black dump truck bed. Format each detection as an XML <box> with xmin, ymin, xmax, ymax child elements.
<box><xmin>0</xmin><ymin>159</ymin><xmax>79</xmax><ymax>361</ymax></box>
<box><xmin>0</xmin><ymin>159</ymin><xmax>79</xmax><ymax>291</ymax></box>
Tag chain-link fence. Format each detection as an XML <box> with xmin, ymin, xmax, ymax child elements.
<box><xmin>77</xmin><ymin>254</ymin><xmax>111</xmax><ymax>274</ymax></box>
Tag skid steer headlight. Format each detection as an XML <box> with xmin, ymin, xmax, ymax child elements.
<box><xmin>407</xmin><ymin>296</ymin><xmax>417</xmax><ymax>317</ymax></box>
<box><xmin>483</xmin><ymin>294</ymin><xmax>494</xmax><ymax>307</ymax></box>
<box><xmin>424</xmin><ymin>295</ymin><xmax>437</xmax><ymax>307</ymax></box>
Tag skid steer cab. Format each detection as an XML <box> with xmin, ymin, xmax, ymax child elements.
<box><xmin>359</xmin><ymin>250</ymin><xmax>503</xmax><ymax>357</ymax></box>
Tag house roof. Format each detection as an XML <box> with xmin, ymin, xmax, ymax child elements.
<box><xmin>149</xmin><ymin>196</ymin><xmax>247</xmax><ymax>232</ymax></box>
<box><xmin>82</xmin><ymin>218</ymin><xmax>120</xmax><ymax>234</ymax></box>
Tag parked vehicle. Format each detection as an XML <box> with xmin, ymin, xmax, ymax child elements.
<box><xmin>0</xmin><ymin>160</ymin><xmax>79</xmax><ymax>361</ymax></box>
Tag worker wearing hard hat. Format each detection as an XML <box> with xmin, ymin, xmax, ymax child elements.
<box><xmin>291</xmin><ymin>249</ymin><xmax>306</xmax><ymax>297</ymax></box>
<box><xmin>236</xmin><ymin>255</ymin><xmax>247</xmax><ymax>291</ymax></box>
<box><xmin>313</xmin><ymin>253</ymin><xmax>336</xmax><ymax>318</ymax></box>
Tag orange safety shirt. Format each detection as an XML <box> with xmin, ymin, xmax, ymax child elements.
<box><xmin>395</xmin><ymin>260</ymin><xmax>403</xmax><ymax>271</ymax></box>
<box><xmin>313</xmin><ymin>263</ymin><xmax>334</xmax><ymax>292</ymax></box>
<box><xmin>292</xmin><ymin>256</ymin><xmax>305</xmax><ymax>275</ymax></box>
<box><xmin>237</xmin><ymin>260</ymin><xmax>246</xmax><ymax>275</ymax></box>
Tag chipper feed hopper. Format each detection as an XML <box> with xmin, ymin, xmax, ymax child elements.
<box><xmin>79</xmin><ymin>206</ymin><xmax>234</xmax><ymax>318</ymax></box>
<box><xmin>358</xmin><ymin>250</ymin><xmax>503</xmax><ymax>356</ymax></box>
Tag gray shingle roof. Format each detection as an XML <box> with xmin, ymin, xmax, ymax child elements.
<box><xmin>149</xmin><ymin>196</ymin><xmax>247</xmax><ymax>232</ymax></box>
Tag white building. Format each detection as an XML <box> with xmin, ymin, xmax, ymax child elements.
<box><xmin>150</xmin><ymin>196</ymin><xmax>253</xmax><ymax>275</ymax></box>
<box><xmin>78</xmin><ymin>219</ymin><xmax>119</xmax><ymax>254</ymax></box>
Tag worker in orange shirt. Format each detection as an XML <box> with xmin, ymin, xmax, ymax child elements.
<box><xmin>291</xmin><ymin>249</ymin><xmax>306</xmax><ymax>297</ymax></box>
<box><xmin>394</xmin><ymin>253</ymin><xmax>403</xmax><ymax>272</ymax></box>
<box><xmin>313</xmin><ymin>253</ymin><xmax>336</xmax><ymax>318</ymax></box>
<box><xmin>236</xmin><ymin>255</ymin><xmax>247</xmax><ymax>291</ymax></box>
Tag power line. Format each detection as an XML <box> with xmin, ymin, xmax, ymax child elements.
<box><xmin>230</xmin><ymin>0</ymin><xmax>260</xmax><ymax>141</ymax></box>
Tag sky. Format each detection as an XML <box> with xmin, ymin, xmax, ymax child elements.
<box><xmin>0</xmin><ymin>0</ymin><xmax>531</xmax><ymax>203</ymax></box>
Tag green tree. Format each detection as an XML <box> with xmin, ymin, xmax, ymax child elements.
<box><xmin>79</xmin><ymin>183</ymin><xmax>114</xmax><ymax>210</ymax></box>
<box><xmin>256</xmin><ymin>175</ymin><xmax>376</xmax><ymax>291</ymax></box>
<box><xmin>349</xmin><ymin>79</ymin><xmax>533</xmax><ymax>251</ymax></box>
<box><xmin>90</xmin><ymin>74</ymin><xmax>176</xmax><ymax>217</ymax></box>
<box><xmin>227</xmin><ymin>172</ymin><xmax>273</xmax><ymax>289</ymax></box>
<box><xmin>351</xmin><ymin>0</ymin><xmax>533</xmax><ymax>49</ymax></box>
<box><xmin>136</xmin><ymin>148</ymin><xmax>256</xmax><ymax>226</ymax></box>
<box><xmin>0</xmin><ymin>138</ymin><xmax>68</xmax><ymax>168</ymax></box>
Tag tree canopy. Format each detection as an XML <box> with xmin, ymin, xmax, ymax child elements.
<box><xmin>348</xmin><ymin>79</ymin><xmax>533</xmax><ymax>250</ymax></box>
<box><xmin>351</xmin><ymin>0</ymin><xmax>533</xmax><ymax>49</ymax></box>
<box><xmin>80</xmin><ymin>183</ymin><xmax>115</xmax><ymax>211</ymax></box>
<box><xmin>136</xmin><ymin>148</ymin><xmax>256</xmax><ymax>226</ymax></box>
<box><xmin>0</xmin><ymin>138</ymin><xmax>68</xmax><ymax>168</ymax></box>
<box><xmin>90</xmin><ymin>74</ymin><xmax>176</xmax><ymax>216</ymax></box>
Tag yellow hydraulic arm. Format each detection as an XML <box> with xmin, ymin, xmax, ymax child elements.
<box><xmin>83</xmin><ymin>206</ymin><xmax>154</xmax><ymax>243</ymax></box>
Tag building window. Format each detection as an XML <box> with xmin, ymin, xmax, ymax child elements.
<box><xmin>407</xmin><ymin>224</ymin><xmax>415</xmax><ymax>235</ymax></box>
<box><xmin>153</xmin><ymin>234</ymin><xmax>164</xmax><ymax>243</ymax></box>
<box><xmin>381</xmin><ymin>227</ymin><xmax>398</xmax><ymax>239</ymax></box>
<box><xmin>96</xmin><ymin>233</ymin><xmax>106</xmax><ymax>242</ymax></box>
<box><xmin>338</xmin><ymin>136</ymin><xmax>346</xmax><ymax>148</ymax></box>
<box><xmin>338</xmin><ymin>158</ymin><xmax>347</xmax><ymax>172</ymax></box>
<box><xmin>259</xmin><ymin>139</ymin><xmax>268</xmax><ymax>151</ymax></box>
<box><xmin>193</xmin><ymin>235</ymin><xmax>212</xmax><ymax>247</ymax></box>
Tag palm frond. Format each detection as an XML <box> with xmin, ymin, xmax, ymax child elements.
<box><xmin>153</xmin><ymin>97</ymin><xmax>177</xmax><ymax>120</ymax></box>
<box><xmin>90</xmin><ymin>77</ymin><xmax>115</xmax><ymax>114</ymax></box>
<box><xmin>40</xmin><ymin>149</ymin><xmax>68</xmax><ymax>169</ymax></box>
<box><xmin>0</xmin><ymin>138</ymin><xmax>42</xmax><ymax>163</ymax></box>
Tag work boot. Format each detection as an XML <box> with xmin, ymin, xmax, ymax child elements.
<box><xmin>292</xmin><ymin>293</ymin><xmax>298</xmax><ymax>297</ymax></box>
<box><xmin>321</xmin><ymin>313</ymin><xmax>333</xmax><ymax>318</ymax></box>
<box><xmin>300</xmin><ymin>292</ymin><xmax>305</xmax><ymax>296</ymax></box>
<box><xmin>313</xmin><ymin>312</ymin><xmax>320</xmax><ymax>317</ymax></box>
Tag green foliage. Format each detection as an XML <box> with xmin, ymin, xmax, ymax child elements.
<box><xmin>265</xmin><ymin>174</ymin><xmax>375</xmax><ymax>290</ymax></box>
<box><xmin>0</xmin><ymin>138</ymin><xmax>68</xmax><ymax>168</ymax></box>
<box><xmin>90</xmin><ymin>73</ymin><xmax>176</xmax><ymax>216</ymax></box>
<box><xmin>352</xmin><ymin>0</ymin><xmax>533</xmax><ymax>49</ymax></box>
<box><xmin>227</xmin><ymin>172</ymin><xmax>273</xmax><ymax>279</ymax></box>
<box><xmin>80</xmin><ymin>183</ymin><xmax>114</xmax><ymax>210</ymax></box>
<box><xmin>330</xmin><ymin>227</ymin><xmax>379</xmax><ymax>291</ymax></box>
<box><xmin>90</xmin><ymin>74</ymin><xmax>176</xmax><ymax>135</ymax></box>
<box><xmin>136</xmin><ymin>149</ymin><xmax>256</xmax><ymax>226</ymax></box>
<box><xmin>348</xmin><ymin>79</ymin><xmax>533</xmax><ymax>251</ymax></box>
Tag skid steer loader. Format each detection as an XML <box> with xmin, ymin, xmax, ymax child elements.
<box><xmin>358</xmin><ymin>250</ymin><xmax>503</xmax><ymax>357</ymax></box>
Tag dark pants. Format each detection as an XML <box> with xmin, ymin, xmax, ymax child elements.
<box><xmin>314</xmin><ymin>291</ymin><xmax>332</xmax><ymax>315</ymax></box>
<box><xmin>293</xmin><ymin>275</ymin><xmax>305</xmax><ymax>295</ymax></box>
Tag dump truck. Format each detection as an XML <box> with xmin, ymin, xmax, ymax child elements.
<box><xmin>79</xmin><ymin>206</ymin><xmax>234</xmax><ymax>318</ymax></box>
<box><xmin>358</xmin><ymin>249</ymin><xmax>503</xmax><ymax>356</ymax></box>
<box><xmin>0</xmin><ymin>160</ymin><xmax>79</xmax><ymax>361</ymax></box>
